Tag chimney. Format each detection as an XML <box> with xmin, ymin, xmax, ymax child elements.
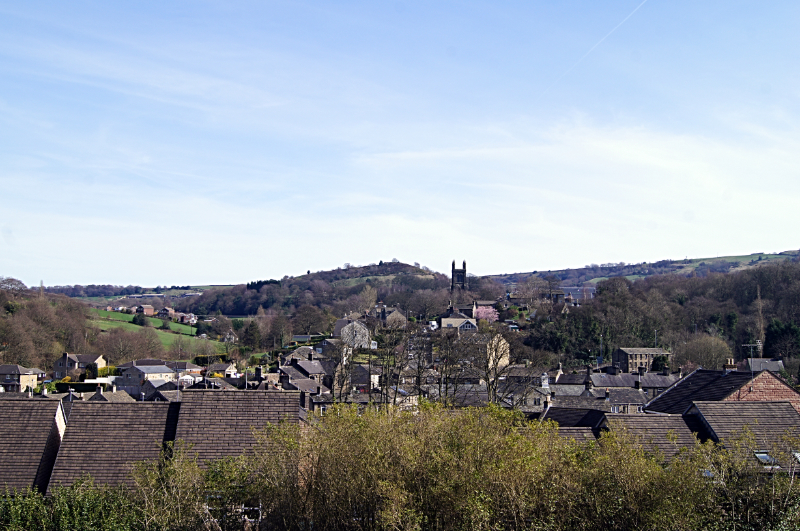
<box><xmin>605</xmin><ymin>388</ymin><xmax>610</xmax><ymax>400</ymax></box>
<box><xmin>308</xmin><ymin>352</ymin><xmax>313</xmax><ymax>361</ymax></box>
<box><xmin>661</xmin><ymin>366</ymin><xmax>669</xmax><ymax>376</ymax></box>
<box><xmin>255</xmin><ymin>366</ymin><xmax>263</xmax><ymax>379</ymax></box>
<box><xmin>723</xmin><ymin>358</ymin><xmax>737</xmax><ymax>374</ymax></box>
<box><xmin>96</xmin><ymin>385</ymin><xmax>103</xmax><ymax>396</ymax></box>
<box><xmin>317</xmin><ymin>386</ymin><xmax>322</xmax><ymax>396</ymax></box>
<box><xmin>300</xmin><ymin>391</ymin><xmax>306</xmax><ymax>409</ymax></box>
<box><xmin>112</xmin><ymin>383</ymin><xmax>117</xmax><ymax>393</ymax></box>
<box><xmin>585</xmin><ymin>376</ymin><xmax>594</xmax><ymax>391</ymax></box>
<box><xmin>634</xmin><ymin>379</ymin><xmax>641</xmax><ymax>390</ymax></box>
<box><xmin>42</xmin><ymin>387</ymin><xmax>48</xmax><ymax>396</ymax></box>
<box><xmin>638</xmin><ymin>366</ymin><xmax>646</xmax><ymax>377</ymax></box>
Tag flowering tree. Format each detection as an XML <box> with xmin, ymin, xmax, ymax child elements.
<box><xmin>475</xmin><ymin>306</ymin><xmax>499</xmax><ymax>323</ymax></box>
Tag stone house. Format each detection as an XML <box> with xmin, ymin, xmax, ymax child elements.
<box><xmin>612</xmin><ymin>347</ymin><xmax>672</xmax><ymax>373</ymax></box>
<box><xmin>0</xmin><ymin>364</ymin><xmax>44</xmax><ymax>392</ymax></box>
<box><xmin>53</xmin><ymin>353</ymin><xmax>106</xmax><ymax>380</ymax></box>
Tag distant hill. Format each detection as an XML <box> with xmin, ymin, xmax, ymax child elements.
<box><xmin>489</xmin><ymin>250</ymin><xmax>800</xmax><ymax>287</ymax></box>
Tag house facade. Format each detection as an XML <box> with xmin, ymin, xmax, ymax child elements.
<box><xmin>0</xmin><ymin>364</ymin><xmax>44</xmax><ymax>392</ymax></box>
<box><xmin>53</xmin><ymin>353</ymin><xmax>106</xmax><ymax>380</ymax></box>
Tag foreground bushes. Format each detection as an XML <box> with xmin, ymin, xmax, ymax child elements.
<box><xmin>3</xmin><ymin>404</ymin><xmax>800</xmax><ymax>530</ymax></box>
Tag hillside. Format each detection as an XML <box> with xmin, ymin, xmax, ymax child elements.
<box><xmin>490</xmin><ymin>250</ymin><xmax>800</xmax><ymax>286</ymax></box>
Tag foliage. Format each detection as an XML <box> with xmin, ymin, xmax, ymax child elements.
<box><xmin>2</xmin><ymin>406</ymin><xmax>800</xmax><ymax>530</ymax></box>
<box><xmin>131</xmin><ymin>313</ymin><xmax>148</xmax><ymax>327</ymax></box>
<box><xmin>475</xmin><ymin>305</ymin><xmax>499</xmax><ymax>323</ymax></box>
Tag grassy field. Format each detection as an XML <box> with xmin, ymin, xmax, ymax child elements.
<box><xmin>90</xmin><ymin>309</ymin><xmax>195</xmax><ymax>335</ymax></box>
<box><xmin>87</xmin><ymin>319</ymin><xmax>179</xmax><ymax>347</ymax></box>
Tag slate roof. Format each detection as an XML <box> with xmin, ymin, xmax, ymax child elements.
<box><xmin>87</xmin><ymin>389</ymin><xmax>136</xmax><ymax>403</ymax></box>
<box><xmin>279</xmin><ymin>365</ymin><xmax>306</xmax><ymax>381</ymax></box>
<box><xmin>118</xmin><ymin>359</ymin><xmax>166</xmax><ymax>369</ymax></box>
<box><xmin>746</xmin><ymin>358</ymin><xmax>785</xmax><ymax>372</ymax></box>
<box><xmin>0</xmin><ymin>400</ymin><xmax>64</xmax><ymax>493</ymax></box>
<box><xmin>604</xmin><ymin>414</ymin><xmax>703</xmax><ymax>458</ymax></box>
<box><xmin>173</xmin><ymin>390</ymin><xmax>300</xmax><ymax>466</ymax></box>
<box><xmin>0</xmin><ymin>364</ymin><xmax>43</xmax><ymax>375</ymax></box>
<box><xmin>584</xmin><ymin>387</ymin><xmax>649</xmax><ymax>404</ymax></box>
<box><xmin>295</xmin><ymin>360</ymin><xmax>325</xmax><ymax>375</ymax></box>
<box><xmin>166</xmin><ymin>361</ymin><xmax>203</xmax><ymax>371</ymax></box>
<box><xmin>207</xmin><ymin>362</ymin><xmax>235</xmax><ymax>373</ymax></box>
<box><xmin>689</xmin><ymin>401</ymin><xmax>800</xmax><ymax>445</ymax></box>
<box><xmin>590</xmin><ymin>372</ymin><xmax>679</xmax><ymax>389</ymax></box>
<box><xmin>133</xmin><ymin>365</ymin><xmax>174</xmax><ymax>374</ymax></box>
<box><xmin>556</xmin><ymin>427</ymin><xmax>599</xmax><ymax>442</ymax></box>
<box><xmin>285</xmin><ymin>378</ymin><xmax>328</xmax><ymax>394</ymax></box>
<box><xmin>645</xmin><ymin>369</ymin><xmax>758</xmax><ymax>414</ymax></box>
<box><xmin>556</xmin><ymin>373</ymin><xmax>587</xmax><ymax>385</ymax></box>
<box><xmin>540</xmin><ymin>407</ymin><xmax>606</xmax><ymax>428</ymax></box>
<box><xmin>49</xmin><ymin>402</ymin><xmax>176</xmax><ymax>491</ymax></box>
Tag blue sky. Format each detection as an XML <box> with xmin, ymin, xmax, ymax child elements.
<box><xmin>1</xmin><ymin>1</ymin><xmax>799</xmax><ymax>286</ymax></box>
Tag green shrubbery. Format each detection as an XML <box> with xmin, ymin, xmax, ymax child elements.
<box><xmin>3</xmin><ymin>404</ymin><xmax>800</xmax><ymax>530</ymax></box>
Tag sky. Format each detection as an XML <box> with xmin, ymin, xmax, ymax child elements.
<box><xmin>1</xmin><ymin>1</ymin><xmax>799</xmax><ymax>286</ymax></box>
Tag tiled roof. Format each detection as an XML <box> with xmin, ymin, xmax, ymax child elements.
<box><xmin>746</xmin><ymin>358</ymin><xmax>784</xmax><ymax>372</ymax></box>
<box><xmin>604</xmin><ymin>414</ymin><xmax>703</xmax><ymax>458</ymax></box>
<box><xmin>0</xmin><ymin>364</ymin><xmax>42</xmax><ymax>375</ymax></box>
<box><xmin>207</xmin><ymin>363</ymin><xmax>234</xmax><ymax>372</ymax></box>
<box><xmin>584</xmin><ymin>388</ymin><xmax>649</xmax><ymax>405</ymax></box>
<box><xmin>279</xmin><ymin>365</ymin><xmax>306</xmax><ymax>381</ymax></box>
<box><xmin>590</xmin><ymin>372</ymin><xmax>679</xmax><ymax>388</ymax></box>
<box><xmin>48</xmin><ymin>402</ymin><xmax>176</xmax><ymax>491</ymax></box>
<box><xmin>295</xmin><ymin>360</ymin><xmax>325</xmax><ymax>375</ymax></box>
<box><xmin>540</xmin><ymin>407</ymin><xmax>606</xmax><ymax>428</ymax></box>
<box><xmin>0</xmin><ymin>400</ymin><xmax>63</xmax><ymax>493</ymax></box>
<box><xmin>285</xmin><ymin>378</ymin><xmax>327</xmax><ymax>394</ymax></box>
<box><xmin>118</xmin><ymin>359</ymin><xmax>166</xmax><ymax>369</ymax></box>
<box><xmin>173</xmin><ymin>390</ymin><xmax>300</xmax><ymax>466</ymax></box>
<box><xmin>556</xmin><ymin>373</ymin><xmax>587</xmax><ymax>385</ymax></box>
<box><xmin>556</xmin><ymin>427</ymin><xmax>599</xmax><ymax>442</ymax></box>
<box><xmin>645</xmin><ymin>369</ymin><xmax>757</xmax><ymax>414</ymax></box>
<box><xmin>87</xmin><ymin>390</ymin><xmax>136</xmax><ymax>403</ymax></box>
<box><xmin>132</xmin><ymin>365</ymin><xmax>174</xmax><ymax>374</ymax></box>
<box><xmin>689</xmin><ymin>401</ymin><xmax>800</xmax><ymax>445</ymax></box>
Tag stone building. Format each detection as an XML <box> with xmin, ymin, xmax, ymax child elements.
<box><xmin>451</xmin><ymin>260</ymin><xmax>467</xmax><ymax>291</ymax></box>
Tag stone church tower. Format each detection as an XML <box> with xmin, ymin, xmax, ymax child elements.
<box><xmin>451</xmin><ymin>260</ymin><xmax>467</xmax><ymax>291</ymax></box>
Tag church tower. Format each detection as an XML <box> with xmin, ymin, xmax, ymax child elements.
<box><xmin>451</xmin><ymin>260</ymin><xmax>467</xmax><ymax>291</ymax></box>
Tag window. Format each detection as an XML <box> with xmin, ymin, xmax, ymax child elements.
<box><xmin>754</xmin><ymin>452</ymin><xmax>780</xmax><ymax>469</ymax></box>
<box><xmin>637</xmin><ymin>406</ymin><xmax>643</xmax><ymax>413</ymax></box>
<box><xmin>58</xmin><ymin>361</ymin><xmax>63</xmax><ymax>367</ymax></box>
<box><xmin>610</xmin><ymin>406</ymin><xmax>620</xmax><ymax>413</ymax></box>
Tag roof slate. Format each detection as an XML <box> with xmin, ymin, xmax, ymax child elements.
<box><xmin>173</xmin><ymin>390</ymin><xmax>300</xmax><ymax>467</ymax></box>
<box><xmin>604</xmin><ymin>413</ymin><xmax>703</xmax><ymax>458</ymax></box>
<box><xmin>0</xmin><ymin>400</ymin><xmax>63</xmax><ymax>493</ymax></box>
<box><xmin>48</xmin><ymin>402</ymin><xmax>176</xmax><ymax>491</ymax></box>
<box><xmin>690</xmin><ymin>401</ymin><xmax>800</xmax><ymax>445</ymax></box>
<box><xmin>540</xmin><ymin>407</ymin><xmax>606</xmax><ymax>428</ymax></box>
<box><xmin>645</xmin><ymin>370</ymin><xmax>758</xmax><ymax>414</ymax></box>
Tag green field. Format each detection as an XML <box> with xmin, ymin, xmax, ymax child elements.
<box><xmin>88</xmin><ymin>319</ymin><xmax>180</xmax><ymax>347</ymax></box>
<box><xmin>90</xmin><ymin>309</ymin><xmax>195</xmax><ymax>335</ymax></box>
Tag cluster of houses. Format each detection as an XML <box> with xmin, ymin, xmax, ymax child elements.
<box><xmin>2</xmin><ymin>349</ymin><xmax>800</xmax><ymax>498</ymax></box>
<box><xmin>2</xmin><ymin>264</ymin><xmax>798</xmax><ymax>497</ymax></box>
